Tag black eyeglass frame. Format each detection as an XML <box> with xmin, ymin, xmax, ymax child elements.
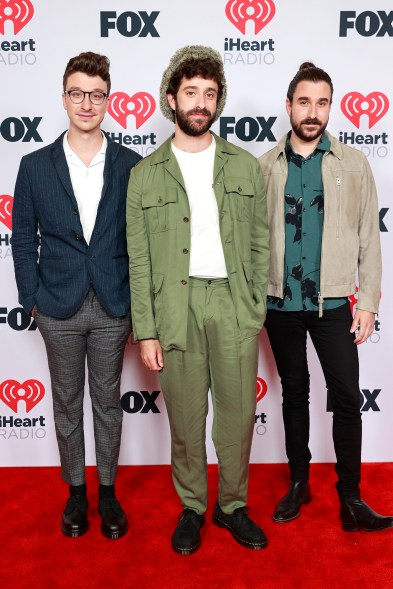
<box><xmin>64</xmin><ymin>90</ymin><xmax>109</xmax><ymax>105</ymax></box>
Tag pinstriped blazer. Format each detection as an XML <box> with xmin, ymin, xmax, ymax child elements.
<box><xmin>12</xmin><ymin>132</ymin><xmax>141</xmax><ymax>318</ymax></box>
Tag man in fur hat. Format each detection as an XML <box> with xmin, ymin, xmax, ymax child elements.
<box><xmin>126</xmin><ymin>46</ymin><xmax>269</xmax><ymax>554</ymax></box>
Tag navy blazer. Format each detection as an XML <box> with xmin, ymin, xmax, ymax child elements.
<box><xmin>12</xmin><ymin>132</ymin><xmax>141</xmax><ymax>318</ymax></box>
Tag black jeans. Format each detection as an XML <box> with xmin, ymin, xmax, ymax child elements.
<box><xmin>265</xmin><ymin>302</ymin><xmax>362</xmax><ymax>498</ymax></box>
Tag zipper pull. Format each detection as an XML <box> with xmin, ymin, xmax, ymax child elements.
<box><xmin>318</xmin><ymin>292</ymin><xmax>324</xmax><ymax>318</ymax></box>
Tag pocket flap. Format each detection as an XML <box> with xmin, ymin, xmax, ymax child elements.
<box><xmin>142</xmin><ymin>189</ymin><xmax>178</xmax><ymax>208</ymax></box>
<box><xmin>223</xmin><ymin>177</ymin><xmax>255</xmax><ymax>197</ymax></box>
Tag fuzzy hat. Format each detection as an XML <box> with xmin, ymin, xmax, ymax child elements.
<box><xmin>160</xmin><ymin>45</ymin><xmax>227</xmax><ymax>122</ymax></box>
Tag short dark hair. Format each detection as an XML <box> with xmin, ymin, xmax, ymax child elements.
<box><xmin>63</xmin><ymin>51</ymin><xmax>111</xmax><ymax>94</ymax></box>
<box><xmin>166</xmin><ymin>58</ymin><xmax>225</xmax><ymax>119</ymax></box>
<box><xmin>287</xmin><ymin>62</ymin><xmax>333</xmax><ymax>103</ymax></box>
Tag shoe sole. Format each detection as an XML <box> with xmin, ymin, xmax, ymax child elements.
<box><xmin>342</xmin><ymin>521</ymin><xmax>393</xmax><ymax>532</ymax></box>
<box><xmin>101</xmin><ymin>522</ymin><xmax>129</xmax><ymax>540</ymax></box>
<box><xmin>171</xmin><ymin>538</ymin><xmax>201</xmax><ymax>555</ymax></box>
<box><xmin>212</xmin><ymin>516</ymin><xmax>268</xmax><ymax>550</ymax></box>
<box><xmin>61</xmin><ymin>522</ymin><xmax>89</xmax><ymax>538</ymax></box>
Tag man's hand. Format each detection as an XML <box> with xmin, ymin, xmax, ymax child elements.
<box><xmin>350</xmin><ymin>309</ymin><xmax>375</xmax><ymax>345</ymax></box>
<box><xmin>140</xmin><ymin>339</ymin><xmax>164</xmax><ymax>371</ymax></box>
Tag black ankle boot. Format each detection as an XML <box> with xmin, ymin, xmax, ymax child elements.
<box><xmin>340</xmin><ymin>498</ymin><xmax>393</xmax><ymax>532</ymax></box>
<box><xmin>273</xmin><ymin>481</ymin><xmax>311</xmax><ymax>522</ymax></box>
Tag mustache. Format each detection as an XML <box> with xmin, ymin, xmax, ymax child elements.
<box><xmin>187</xmin><ymin>107</ymin><xmax>211</xmax><ymax>116</ymax></box>
<box><xmin>301</xmin><ymin>118</ymin><xmax>322</xmax><ymax>125</ymax></box>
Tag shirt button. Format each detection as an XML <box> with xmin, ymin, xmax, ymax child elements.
<box><xmin>182</xmin><ymin>248</ymin><xmax>189</xmax><ymax>254</ymax></box>
<box><xmin>207</xmin><ymin>280</ymin><xmax>212</xmax><ymax>285</ymax></box>
<box><xmin>303</xmin><ymin>208</ymin><xmax>306</xmax><ymax>212</ymax></box>
<box><xmin>183</xmin><ymin>217</ymin><xmax>189</xmax><ymax>223</ymax></box>
<box><xmin>238</xmin><ymin>186</ymin><xmax>242</xmax><ymax>192</ymax></box>
<box><xmin>303</xmin><ymin>232</ymin><xmax>306</xmax><ymax>236</ymax></box>
<box><xmin>158</xmin><ymin>197</ymin><xmax>162</xmax><ymax>203</ymax></box>
<box><xmin>181</xmin><ymin>280</ymin><xmax>187</xmax><ymax>285</ymax></box>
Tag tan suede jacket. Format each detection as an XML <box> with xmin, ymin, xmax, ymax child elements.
<box><xmin>259</xmin><ymin>131</ymin><xmax>381</xmax><ymax>314</ymax></box>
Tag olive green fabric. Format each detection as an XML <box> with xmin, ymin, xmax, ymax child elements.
<box><xmin>159</xmin><ymin>278</ymin><xmax>258</xmax><ymax>514</ymax></box>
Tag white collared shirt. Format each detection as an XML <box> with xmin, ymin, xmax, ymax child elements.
<box><xmin>63</xmin><ymin>133</ymin><xmax>107</xmax><ymax>244</ymax></box>
<box><xmin>171</xmin><ymin>136</ymin><xmax>227</xmax><ymax>278</ymax></box>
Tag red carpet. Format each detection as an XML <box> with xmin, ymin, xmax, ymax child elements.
<box><xmin>2</xmin><ymin>463</ymin><xmax>393</xmax><ymax>589</ymax></box>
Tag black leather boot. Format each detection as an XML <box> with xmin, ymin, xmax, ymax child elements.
<box><xmin>273</xmin><ymin>481</ymin><xmax>311</xmax><ymax>522</ymax></box>
<box><xmin>340</xmin><ymin>498</ymin><xmax>393</xmax><ymax>532</ymax></box>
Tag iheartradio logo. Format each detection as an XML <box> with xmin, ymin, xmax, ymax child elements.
<box><xmin>108</xmin><ymin>91</ymin><xmax>156</xmax><ymax>130</ymax></box>
<box><xmin>225</xmin><ymin>0</ymin><xmax>275</xmax><ymax>35</ymax></box>
<box><xmin>256</xmin><ymin>376</ymin><xmax>267</xmax><ymax>403</ymax></box>
<box><xmin>341</xmin><ymin>92</ymin><xmax>389</xmax><ymax>129</ymax></box>
<box><xmin>0</xmin><ymin>379</ymin><xmax>45</xmax><ymax>413</ymax></box>
<box><xmin>0</xmin><ymin>0</ymin><xmax>34</xmax><ymax>35</ymax></box>
<box><xmin>0</xmin><ymin>194</ymin><xmax>13</xmax><ymax>231</ymax></box>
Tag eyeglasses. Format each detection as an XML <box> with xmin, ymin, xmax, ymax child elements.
<box><xmin>64</xmin><ymin>90</ymin><xmax>108</xmax><ymax>105</ymax></box>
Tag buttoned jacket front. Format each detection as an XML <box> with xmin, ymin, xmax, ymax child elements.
<box><xmin>12</xmin><ymin>132</ymin><xmax>141</xmax><ymax>318</ymax></box>
<box><xmin>126</xmin><ymin>132</ymin><xmax>269</xmax><ymax>351</ymax></box>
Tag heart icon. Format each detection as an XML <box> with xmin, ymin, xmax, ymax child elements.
<box><xmin>0</xmin><ymin>379</ymin><xmax>45</xmax><ymax>413</ymax></box>
<box><xmin>0</xmin><ymin>0</ymin><xmax>35</xmax><ymax>35</ymax></box>
<box><xmin>256</xmin><ymin>376</ymin><xmax>268</xmax><ymax>403</ymax></box>
<box><xmin>0</xmin><ymin>194</ymin><xmax>13</xmax><ymax>231</ymax></box>
<box><xmin>108</xmin><ymin>91</ymin><xmax>156</xmax><ymax>130</ymax></box>
<box><xmin>341</xmin><ymin>92</ymin><xmax>389</xmax><ymax>129</ymax></box>
<box><xmin>225</xmin><ymin>0</ymin><xmax>276</xmax><ymax>35</ymax></box>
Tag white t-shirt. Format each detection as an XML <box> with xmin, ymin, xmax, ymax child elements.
<box><xmin>171</xmin><ymin>136</ymin><xmax>227</xmax><ymax>278</ymax></box>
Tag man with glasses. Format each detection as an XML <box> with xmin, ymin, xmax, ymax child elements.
<box><xmin>12</xmin><ymin>52</ymin><xmax>141</xmax><ymax>539</ymax></box>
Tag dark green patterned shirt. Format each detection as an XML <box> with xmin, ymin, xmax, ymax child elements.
<box><xmin>267</xmin><ymin>132</ymin><xmax>347</xmax><ymax>312</ymax></box>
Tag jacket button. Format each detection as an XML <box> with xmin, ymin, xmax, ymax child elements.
<box><xmin>182</xmin><ymin>248</ymin><xmax>189</xmax><ymax>254</ymax></box>
<box><xmin>74</xmin><ymin>210</ymin><xmax>78</xmax><ymax>215</ymax></box>
<box><xmin>181</xmin><ymin>280</ymin><xmax>187</xmax><ymax>285</ymax></box>
<box><xmin>183</xmin><ymin>217</ymin><xmax>189</xmax><ymax>223</ymax></box>
<box><xmin>76</xmin><ymin>234</ymin><xmax>82</xmax><ymax>240</ymax></box>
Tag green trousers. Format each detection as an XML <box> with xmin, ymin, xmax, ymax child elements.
<box><xmin>159</xmin><ymin>277</ymin><xmax>258</xmax><ymax>514</ymax></box>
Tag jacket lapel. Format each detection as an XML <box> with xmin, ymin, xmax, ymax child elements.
<box><xmin>51</xmin><ymin>133</ymin><xmax>79</xmax><ymax>210</ymax></box>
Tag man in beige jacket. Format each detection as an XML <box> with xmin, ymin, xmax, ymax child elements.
<box><xmin>259</xmin><ymin>62</ymin><xmax>393</xmax><ymax>532</ymax></box>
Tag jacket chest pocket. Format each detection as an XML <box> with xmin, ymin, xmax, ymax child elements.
<box><xmin>142</xmin><ymin>189</ymin><xmax>178</xmax><ymax>233</ymax></box>
<box><xmin>223</xmin><ymin>177</ymin><xmax>255</xmax><ymax>221</ymax></box>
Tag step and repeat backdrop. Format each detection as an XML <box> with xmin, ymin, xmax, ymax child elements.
<box><xmin>1</xmin><ymin>0</ymin><xmax>392</xmax><ymax>467</ymax></box>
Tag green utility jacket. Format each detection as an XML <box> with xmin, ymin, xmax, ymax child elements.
<box><xmin>126</xmin><ymin>132</ymin><xmax>269</xmax><ymax>351</ymax></box>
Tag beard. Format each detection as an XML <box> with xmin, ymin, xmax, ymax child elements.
<box><xmin>290</xmin><ymin>115</ymin><xmax>328</xmax><ymax>143</ymax></box>
<box><xmin>175</xmin><ymin>106</ymin><xmax>215</xmax><ymax>137</ymax></box>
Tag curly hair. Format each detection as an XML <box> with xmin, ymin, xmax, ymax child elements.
<box><xmin>160</xmin><ymin>45</ymin><xmax>227</xmax><ymax>122</ymax></box>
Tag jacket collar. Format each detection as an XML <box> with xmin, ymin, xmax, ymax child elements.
<box><xmin>275</xmin><ymin>129</ymin><xmax>344</xmax><ymax>161</ymax></box>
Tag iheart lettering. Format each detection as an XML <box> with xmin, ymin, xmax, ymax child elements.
<box><xmin>341</xmin><ymin>92</ymin><xmax>389</xmax><ymax>129</ymax></box>
<box><xmin>256</xmin><ymin>377</ymin><xmax>267</xmax><ymax>403</ymax></box>
<box><xmin>0</xmin><ymin>0</ymin><xmax>35</xmax><ymax>35</ymax></box>
<box><xmin>0</xmin><ymin>194</ymin><xmax>13</xmax><ymax>230</ymax></box>
<box><xmin>108</xmin><ymin>91</ymin><xmax>156</xmax><ymax>129</ymax></box>
<box><xmin>0</xmin><ymin>379</ymin><xmax>45</xmax><ymax>413</ymax></box>
<box><xmin>225</xmin><ymin>0</ymin><xmax>275</xmax><ymax>35</ymax></box>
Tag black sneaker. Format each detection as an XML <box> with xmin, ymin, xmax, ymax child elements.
<box><xmin>213</xmin><ymin>502</ymin><xmax>267</xmax><ymax>550</ymax></box>
<box><xmin>61</xmin><ymin>495</ymin><xmax>88</xmax><ymax>538</ymax></box>
<box><xmin>171</xmin><ymin>509</ymin><xmax>205</xmax><ymax>555</ymax></box>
